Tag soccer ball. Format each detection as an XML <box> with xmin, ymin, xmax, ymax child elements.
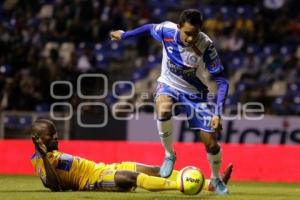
<box><xmin>177</xmin><ymin>166</ymin><xmax>205</xmax><ymax>195</ymax></box>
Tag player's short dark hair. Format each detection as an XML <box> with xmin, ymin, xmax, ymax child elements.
<box><xmin>31</xmin><ymin>119</ymin><xmax>56</xmax><ymax>137</ymax></box>
<box><xmin>178</xmin><ymin>9</ymin><xmax>203</xmax><ymax>28</ymax></box>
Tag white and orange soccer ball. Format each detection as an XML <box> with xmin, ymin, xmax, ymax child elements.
<box><xmin>177</xmin><ymin>166</ymin><xmax>205</xmax><ymax>195</ymax></box>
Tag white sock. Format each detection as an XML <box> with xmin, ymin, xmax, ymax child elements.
<box><xmin>207</xmin><ymin>149</ymin><xmax>221</xmax><ymax>179</ymax></box>
<box><xmin>157</xmin><ymin>120</ymin><xmax>175</xmax><ymax>157</ymax></box>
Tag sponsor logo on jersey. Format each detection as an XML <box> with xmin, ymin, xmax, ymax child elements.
<box><xmin>164</xmin><ymin>38</ymin><xmax>174</xmax><ymax>42</ymax></box>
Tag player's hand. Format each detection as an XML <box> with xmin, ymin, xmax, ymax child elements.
<box><xmin>110</xmin><ymin>30</ymin><xmax>124</xmax><ymax>41</ymax></box>
<box><xmin>32</xmin><ymin>134</ymin><xmax>47</xmax><ymax>156</ymax></box>
<box><xmin>211</xmin><ymin>115</ymin><xmax>222</xmax><ymax>133</ymax></box>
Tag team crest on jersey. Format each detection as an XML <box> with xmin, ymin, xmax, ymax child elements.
<box><xmin>185</xmin><ymin>54</ymin><xmax>199</xmax><ymax>67</ymax></box>
<box><xmin>189</xmin><ymin>55</ymin><xmax>197</xmax><ymax>64</ymax></box>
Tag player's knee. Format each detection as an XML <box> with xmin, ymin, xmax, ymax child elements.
<box><xmin>115</xmin><ymin>171</ymin><xmax>138</xmax><ymax>188</ymax></box>
<box><xmin>205</xmin><ymin>142</ymin><xmax>220</xmax><ymax>154</ymax></box>
<box><xmin>157</xmin><ymin>110</ymin><xmax>172</xmax><ymax>121</ymax></box>
<box><xmin>156</xmin><ymin>104</ymin><xmax>172</xmax><ymax>120</ymax></box>
<box><xmin>157</xmin><ymin>104</ymin><xmax>172</xmax><ymax>121</ymax></box>
<box><xmin>147</xmin><ymin>166</ymin><xmax>160</xmax><ymax>177</ymax></box>
<box><xmin>156</xmin><ymin>97</ymin><xmax>173</xmax><ymax>120</ymax></box>
<box><xmin>136</xmin><ymin>164</ymin><xmax>160</xmax><ymax>177</ymax></box>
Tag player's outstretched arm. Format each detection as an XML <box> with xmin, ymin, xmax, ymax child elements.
<box><xmin>110</xmin><ymin>24</ymin><xmax>156</xmax><ymax>41</ymax></box>
<box><xmin>110</xmin><ymin>30</ymin><xmax>125</xmax><ymax>41</ymax></box>
<box><xmin>203</xmin><ymin>44</ymin><xmax>229</xmax><ymax>131</ymax></box>
<box><xmin>41</xmin><ymin>155</ymin><xmax>61</xmax><ymax>191</ymax></box>
<box><xmin>33</xmin><ymin>135</ymin><xmax>61</xmax><ymax>191</ymax></box>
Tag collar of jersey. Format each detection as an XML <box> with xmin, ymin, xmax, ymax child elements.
<box><xmin>175</xmin><ymin>30</ymin><xmax>200</xmax><ymax>48</ymax></box>
<box><xmin>175</xmin><ymin>30</ymin><xmax>186</xmax><ymax>47</ymax></box>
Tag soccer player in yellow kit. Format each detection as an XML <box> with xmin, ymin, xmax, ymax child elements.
<box><xmin>31</xmin><ymin>119</ymin><xmax>232</xmax><ymax>192</ymax></box>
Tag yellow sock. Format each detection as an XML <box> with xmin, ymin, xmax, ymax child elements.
<box><xmin>136</xmin><ymin>173</ymin><xmax>178</xmax><ymax>191</ymax></box>
<box><xmin>203</xmin><ymin>179</ymin><xmax>211</xmax><ymax>191</ymax></box>
<box><xmin>166</xmin><ymin>170</ymin><xmax>179</xmax><ymax>181</ymax></box>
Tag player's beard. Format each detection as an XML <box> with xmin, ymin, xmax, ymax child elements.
<box><xmin>47</xmin><ymin>141</ymin><xmax>58</xmax><ymax>151</ymax></box>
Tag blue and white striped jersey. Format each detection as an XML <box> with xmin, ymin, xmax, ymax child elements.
<box><xmin>121</xmin><ymin>21</ymin><xmax>228</xmax><ymax>115</ymax></box>
<box><xmin>150</xmin><ymin>21</ymin><xmax>224</xmax><ymax>94</ymax></box>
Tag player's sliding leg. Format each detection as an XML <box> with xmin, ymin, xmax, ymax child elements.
<box><xmin>115</xmin><ymin>171</ymin><xmax>178</xmax><ymax>192</ymax></box>
<box><xmin>135</xmin><ymin>162</ymin><xmax>233</xmax><ymax>192</ymax></box>
<box><xmin>114</xmin><ymin>162</ymin><xmax>179</xmax><ymax>181</ymax></box>
<box><xmin>135</xmin><ymin>163</ymin><xmax>160</xmax><ymax>176</ymax></box>
<box><xmin>135</xmin><ymin>163</ymin><xmax>179</xmax><ymax>181</ymax></box>
<box><xmin>130</xmin><ymin>162</ymin><xmax>232</xmax><ymax>192</ymax></box>
<box><xmin>159</xmin><ymin>164</ymin><xmax>232</xmax><ymax>192</ymax></box>
<box><xmin>136</xmin><ymin>173</ymin><xmax>178</xmax><ymax>191</ymax></box>
<box><xmin>155</xmin><ymin>95</ymin><xmax>176</xmax><ymax>178</ymax></box>
<box><xmin>200</xmin><ymin>131</ymin><xmax>228</xmax><ymax>195</ymax></box>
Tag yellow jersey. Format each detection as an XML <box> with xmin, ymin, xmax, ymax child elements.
<box><xmin>31</xmin><ymin>150</ymin><xmax>106</xmax><ymax>190</ymax></box>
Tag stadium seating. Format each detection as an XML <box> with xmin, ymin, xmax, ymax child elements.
<box><xmin>0</xmin><ymin>0</ymin><xmax>299</xmax><ymax>115</ymax></box>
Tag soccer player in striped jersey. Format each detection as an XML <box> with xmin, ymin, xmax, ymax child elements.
<box><xmin>31</xmin><ymin>119</ymin><xmax>232</xmax><ymax>193</ymax></box>
<box><xmin>110</xmin><ymin>9</ymin><xmax>229</xmax><ymax>195</ymax></box>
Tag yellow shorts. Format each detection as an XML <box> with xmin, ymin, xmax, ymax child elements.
<box><xmin>85</xmin><ymin>162</ymin><xmax>137</xmax><ymax>191</ymax></box>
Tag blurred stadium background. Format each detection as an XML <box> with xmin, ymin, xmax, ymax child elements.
<box><xmin>0</xmin><ymin>0</ymin><xmax>300</xmax><ymax>197</ymax></box>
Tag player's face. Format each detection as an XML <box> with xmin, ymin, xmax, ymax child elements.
<box><xmin>178</xmin><ymin>22</ymin><xmax>200</xmax><ymax>46</ymax></box>
<box><xmin>41</xmin><ymin>131</ymin><xmax>59</xmax><ymax>151</ymax></box>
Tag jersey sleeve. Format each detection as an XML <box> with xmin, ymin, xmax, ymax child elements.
<box><xmin>203</xmin><ymin>43</ymin><xmax>229</xmax><ymax>116</ymax></box>
<box><xmin>150</xmin><ymin>22</ymin><xmax>165</xmax><ymax>42</ymax></box>
<box><xmin>121</xmin><ymin>24</ymin><xmax>154</xmax><ymax>39</ymax></box>
<box><xmin>31</xmin><ymin>156</ymin><xmax>48</xmax><ymax>185</ymax></box>
<box><xmin>121</xmin><ymin>22</ymin><xmax>167</xmax><ymax>43</ymax></box>
<box><xmin>203</xmin><ymin>43</ymin><xmax>224</xmax><ymax>75</ymax></box>
<box><xmin>31</xmin><ymin>152</ymin><xmax>61</xmax><ymax>186</ymax></box>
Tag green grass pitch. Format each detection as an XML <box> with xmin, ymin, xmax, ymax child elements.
<box><xmin>0</xmin><ymin>175</ymin><xmax>299</xmax><ymax>200</ymax></box>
